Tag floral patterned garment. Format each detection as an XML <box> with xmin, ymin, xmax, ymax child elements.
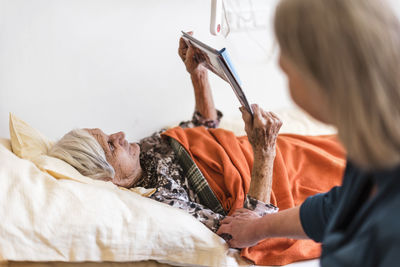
<box><xmin>136</xmin><ymin>111</ymin><xmax>277</xmax><ymax>232</ymax></box>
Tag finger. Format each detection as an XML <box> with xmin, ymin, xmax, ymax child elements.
<box><xmin>188</xmin><ymin>31</ymin><xmax>193</xmax><ymax>36</ymax></box>
<box><xmin>262</xmin><ymin>111</ymin><xmax>282</xmax><ymax>132</ymax></box>
<box><xmin>231</xmin><ymin>208</ymin><xmax>249</xmax><ymax>215</ymax></box>
<box><xmin>220</xmin><ymin>216</ymin><xmax>234</xmax><ymax>224</ymax></box>
<box><xmin>269</xmin><ymin>111</ymin><xmax>280</xmax><ymax>120</ymax></box>
<box><xmin>259</xmin><ymin>109</ymin><xmax>275</xmax><ymax>120</ymax></box>
<box><xmin>260</xmin><ymin>110</ymin><xmax>271</xmax><ymax>124</ymax></box>
<box><xmin>216</xmin><ymin>223</ymin><xmax>230</xmax><ymax>236</ymax></box>
<box><xmin>232</xmin><ymin>210</ymin><xmax>246</xmax><ymax>216</ymax></box>
<box><xmin>251</xmin><ymin>103</ymin><xmax>259</xmax><ymax>113</ymax></box>
<box><xmin>264</xmin><ymin>111</ymin><xmax>276</xmax><ymax>124</ymax></box>
<box><xmin>186</xmin><ymin>46</ymin><xmax>196</xmax><ymax>62</ymax></box>
<box><xmin>235</xmin><ymin>208</ymin><xmax>250</xmax><ymax>213</ymax></box>
<box><xmin>240</xmin><ymin>107</ymin><xmax>253</xmax><ymax>133</ymax></box>
<box><xmin>232</xmin><ymin>211</ymin><xmax>257</xmax><ymax>219</ymax></box>
<box><xmin>232</xmin><ymin>212</ymin><xmax>251</xmax><ymax>218</ymax></box>
<box><xmin>260</xmin><ymin>109</ymin><xmax>270</xmax><ymax>118</ymax></box>
<box><xmin>178</xmin><ymin>39</ymin><xmax>189</xmax><ymax>60</ymax></box>
<box><xmin>240</xmin><ymin>106</ymin><xmax>252</xmax><ymax>123</ymax></box>
<box><xmin>264</xmin><ymin>111</ymin><xmax>281</xmax><ymax>124</ymax></box>
<box><xmin>179</xmin><ymin>37</ymin><xmax>188</xmax><ymax>52</ymax></box>
<box><xmin>256</xmin><ymin>105</ymin><xmax>267</xmax><ymax>115</ymax></box>
<box><xmin>252</xmin><ymin>105</ymin><xmax>265</xmax><ymax>128</ymax></box>
<box><xmin>231</xmin><ymin>212</ymin><xmax>244</xmax><ymax>217</ymax></box>
<box><xmin>269</xmin><ymin>112</ymin><xmax>283</xmax><ymax>128</ymax></box>
<box><xmin>262</xmin><ymin>111</ymin><xmax>280</xmax><ymax>131</ymax></box>
<box><xmin>253</xmin><ymin>104</ymin><xmax>263</xmax><ymax>121</ymax></box>
<box><xmin>193</xmin><ymin>47</ymin><xmax>206</xmax><ymax>63</ymax></box>
<box><xmin>266</xmin><ymin>111</ymin><xmax>275</xmax><ymax>127</ymax></box>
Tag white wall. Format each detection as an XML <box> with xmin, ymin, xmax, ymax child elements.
<box><xmin>0</xmin><ymin>0</ymin><xmax>292</xmax><ymax>141</ymax></box>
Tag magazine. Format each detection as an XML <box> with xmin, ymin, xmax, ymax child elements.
<box><xmin>181</xmin><ymin>31</ymin><xmax>253</xmax><ymax>116</ymax></box>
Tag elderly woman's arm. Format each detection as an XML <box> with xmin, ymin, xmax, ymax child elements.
<box><xmin>178</xmin><ymin>33</ymin><xmax>218</xmax><ymax>123</ymax></box>
<box><xmin>190</xmin><ymin>70</ymin><xmax>217</xmax><ymax>121</ymax></box>
<box><xmin>241</xmin><ymin>104</ymin><xmax>282</xmax><ymax>204</ymax></box>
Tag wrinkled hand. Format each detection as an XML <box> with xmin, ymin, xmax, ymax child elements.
<box><xmin>240</xmin><ymin>104</ymin><xmax>282</xmax><ymax>158</ymax></box>
<box><xmin>217</xmin><ymin>208</ymin><xmax>263</xmax><ymax>248</ymax></box>
<box><xmin>178</xmin><ymin>31</ymin><xmax>206</xmax><ymax>74</ymax></box>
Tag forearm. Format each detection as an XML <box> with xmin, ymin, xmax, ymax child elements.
<box><xmin>255</xmin><ymin>206</ymin><xmax>308</xmax><ymax>240</ymax></box>
<box><xmin>190</xmin><ymin>70</ymin><xmax>217</xmax><ymax>121</ymax></box>
<box><xmin>249</xmin><ymin>154</ymin><xmax>274</xmax><ymax>203</ymax></box>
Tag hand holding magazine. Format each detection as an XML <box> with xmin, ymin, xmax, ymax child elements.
<box><xmin>181</xmin><ymin>31</ymin><xmax>253</xmax><ymax>116</ymax></box>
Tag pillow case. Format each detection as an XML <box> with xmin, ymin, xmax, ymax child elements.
<box><xmin>9</xmin><ymin>113</ymin><xmax>53</xmax><ymax>159</ymax></box>
<box><xmin>3</xmin><ymin>114</ymin><xmax>245</xmax><ymax>266</ymax></box>
<box><xmin>0</xmin><ymin>142</ymin><xmax>245</xmax><ymax>266</ymax></box>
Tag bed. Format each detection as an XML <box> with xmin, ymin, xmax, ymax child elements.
<box><xmin>0</xmin><ymin>108</ymin><xmax>335</xmax><ymax>267</ymax></box>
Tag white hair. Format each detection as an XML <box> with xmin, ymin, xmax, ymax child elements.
<box><xmin>48</xmin><ymin>129</ymin><xmax>115</xmax><ymax>180</ymax></box>
<box><xmin>274</xmin><ymin>0</ymin><xmax>400</xmax><ymax>169</ymax></box>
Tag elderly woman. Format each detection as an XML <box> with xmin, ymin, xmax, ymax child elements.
<box><xmin>48</xmin><ymin>35</ymin><xmax>283</xmax><ymax>232</ymax></box>
<box><xmin>48</xmin><ymin>33</ymin><xmax>345</xmax><ymax>248</ymax></box>
<box><xmin>217</xmin><ymin>0</ymin><xmax>400</xmax><ymax>266</ymax></box>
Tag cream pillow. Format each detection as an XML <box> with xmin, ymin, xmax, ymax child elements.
<box><xmin>9</xmin><ymin>113</ymin><xmax>53</xmax><ymax>160</ymax></box>
<box><xmin>8</xmin><ymin>113</ymin><xmax>154</xmax><ymax>196</ymax></box>
<box><xmin>0</xmin><ymin>140</ymin><xmax>245</xmax><ymax>266</ymax></box>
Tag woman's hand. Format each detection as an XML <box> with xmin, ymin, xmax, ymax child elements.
<box><xmin>178</xmin><ymin>32</ymin><xmax>206</xmax><ymax>75</ymax></box>
<box><xmin>217</xmin><ymin>208</ymin><xmax>264</xmax><ymax>248</ymax></box>
<box><xmin>241</xmin><ymin>104</ymin><xmax>283</xmax><ymax>158</ymax></box>
<box><xmin>218</xmin><ymin>206</ymin><xmax>308</xmax><ymax>248</ymax></box>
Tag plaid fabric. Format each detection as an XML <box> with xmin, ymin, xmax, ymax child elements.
<box><xmin>169</xmin><ymin>137</ymin><xmax>226</xmax><ymax>215</ymax></box>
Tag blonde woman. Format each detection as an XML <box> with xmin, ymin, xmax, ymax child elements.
<box><xmin>217</xmin><ymin>0</ymin><xmax>400</xmax><ymax>265</ymax></box>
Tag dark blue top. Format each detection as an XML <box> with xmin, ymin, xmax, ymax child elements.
<box><xmin>300</xmin><ymin>160</ymin><xmax>400</xmax><ymax>267</ymax></box>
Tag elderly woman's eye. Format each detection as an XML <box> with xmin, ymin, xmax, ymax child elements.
<box><xmin>108</xmin><ymin>142</ymin><xmax>114</xmax><ymax>151</ymax></box>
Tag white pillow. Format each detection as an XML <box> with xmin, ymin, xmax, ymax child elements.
<box><xmin>2</xmin><ymin>115</ymin><xmax>247</xmax><ymax>266</ymax></box>
<box><xmin>9</xmin><ymin>113</ymin><xmax>53</xmax><ymax>160</ymax></box>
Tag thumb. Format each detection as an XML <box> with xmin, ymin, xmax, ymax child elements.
<box><xmin>240</xmin><ymin>107</ymin><xmax>253</xmax><ymax>127</ymax></box>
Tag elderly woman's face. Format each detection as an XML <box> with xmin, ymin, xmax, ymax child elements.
<box><xmin>86</xmin><ymin>128</ymin><xmax>142</xmax><ymax>188</ymax></box>
<box><xmin>279</xmin><ymin>53</ymin><xmax>332</xmax><ymax>125</ymax></box>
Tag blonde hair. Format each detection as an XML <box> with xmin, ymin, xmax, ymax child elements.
<box><xmin>274</xmin><ymin>0</ymin><xmax>400</xmax><ymax>170</ymax></box>
<box><xmin>48</xmin><ymin>129</ymin><xmax>115</xmax><ymax>179</ymax></box>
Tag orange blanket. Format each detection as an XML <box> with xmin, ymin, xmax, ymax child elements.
<box><xmin>163</xmin><ymin>127</ymin><xmax>346</xmax><ymax>266</ymax></box>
